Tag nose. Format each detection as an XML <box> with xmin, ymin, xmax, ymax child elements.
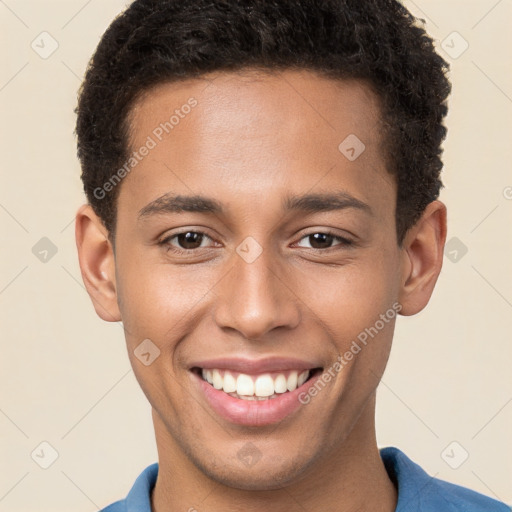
<box><xmin>213</xmin><ymin>246</ymin><xmax>301</xmax><ymax>341</ymax></box>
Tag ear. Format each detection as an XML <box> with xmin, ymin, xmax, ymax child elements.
<box><xmin>398</xmin><ymin>200</ymin><xmax>447</xmax><ymax>316</ymax></box>
<box><xmin>75</xmin><ymin>204</ymin><xmax>121</xmax><ymax>322</ymax></box>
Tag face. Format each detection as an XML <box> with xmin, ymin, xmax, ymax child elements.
<box><xmin>78</xmin><ymin>69</ymin><xmax>444</xmax><ymax>490</ymax></box>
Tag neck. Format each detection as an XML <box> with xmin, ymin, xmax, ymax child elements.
<box><xmin>150</xmin><ymin>395</ymin><xmax>397</xmax><ymax>512</ymax></box>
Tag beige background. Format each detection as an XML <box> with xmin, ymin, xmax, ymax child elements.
<box><xmin>1</xmin><ymin>0</ymin><xmax>511</xmax><ymax>510</ymax></box>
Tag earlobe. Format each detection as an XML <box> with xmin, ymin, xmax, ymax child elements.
<box><xmin>398</xmin><ymin>200</ymin><xmax>447</xmax><ymax>316</ymax></box>
<box><xmin>75</xmin><ymin>204</ymin><xmax>122</xmax><ymax>322</ymax></box>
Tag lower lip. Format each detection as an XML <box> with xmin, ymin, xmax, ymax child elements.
<box><xmin>193</xmin><ymin>372</ymin><xmax>320</xmax><ymax>426</ymax></box>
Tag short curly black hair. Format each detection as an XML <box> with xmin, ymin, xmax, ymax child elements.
<box><xmin>75</xmin><ymin>0</ymin><xmax>450</xmax><ymax>245</ymax></box>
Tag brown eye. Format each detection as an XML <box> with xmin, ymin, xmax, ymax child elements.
<box><xmin>308</xmin><ymin>233</ymin><xmax>334</xmax><ymax>249</ymax></box>
<box><xmin>160</xmin><ymin>231</ymin><xmax>213</xmax><ymax>251</ymax></box>
<box><xmin>174</xmin><ymin>231</ymin><xmax>205</xmax><ymax>249</ymax></box>
<box><xmin>295</xmin><ymin>232</ymin><xmax>353</xmax><ymax>250</ymax></box>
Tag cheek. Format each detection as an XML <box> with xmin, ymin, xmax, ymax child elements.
<box><xmin>293</xmin><ymin>253</ymin><xmax>400</xmax><ymax>384</ymax></box>
<box><xmin>115</xmin><ymin>254</ymin><xmax>221</xmax><ymax>347</ymax></box>
<box><xmin>297</xmin><ymin>259</ymin><xmax>399</xmax><ymax>332</ymax></box>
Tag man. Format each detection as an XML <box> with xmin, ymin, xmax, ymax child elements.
<box><xmin>74</xmin><ymin>0</ymin><xmax>509</xmax><ymax>510</ymax></box>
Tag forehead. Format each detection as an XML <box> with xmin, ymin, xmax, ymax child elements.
<box><xmin>129</xmin><ymin>68</ymin><xmax>383</xmax><ymax>146</ymax></box>
<box><xmin>120</xmin><ymin>69</ymin><xmax>394</xmax><ymax>219</ymax></box>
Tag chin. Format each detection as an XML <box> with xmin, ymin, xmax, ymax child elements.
<box><xmin>198</xmin><ymin>455</ymin><xmax>313</xmax><ymax>491</ymax></box>
<box><xmin>169</xmin><ymin>430</ymin><xmax>316</xmax><ymax>491</ymax></box>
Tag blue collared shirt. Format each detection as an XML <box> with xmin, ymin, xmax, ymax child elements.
<box><xmin>101</xmin><ymin>447</ymin><xmax>510</xmax><ymax>511</ymax></box>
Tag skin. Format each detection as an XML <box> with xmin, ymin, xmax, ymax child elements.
<box><xmin>76</xmin><ymin>69</ymin><xmax>446</xmax><ymax>512</ymax></box>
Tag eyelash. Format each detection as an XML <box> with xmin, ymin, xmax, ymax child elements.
<box><xmin>158</xmin><ymin>229</ymin><xmax>354</xmax><ymax>254</ymax></box>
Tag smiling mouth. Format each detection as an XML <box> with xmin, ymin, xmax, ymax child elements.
<box><xmin>193</xmin><ymin>367</ymin><xmax>322</xmax><ymax>401</ymax></box>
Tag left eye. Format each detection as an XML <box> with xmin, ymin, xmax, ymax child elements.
<box><xmin>296</xmin><ymin>232</ymin><xmax>351</xmax><ymax>249</ymax></box>
<box><xmin>164</xmin><ymin>231</ymin><xmax>213</xmax><ymax>250</ymax></box>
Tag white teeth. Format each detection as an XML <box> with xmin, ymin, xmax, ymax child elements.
<box><xmin>274</xmin><ymin>374</ymin><xmax>287</xmax><ymax>394</ymax></box>
<box><xmin>200</xmin><ymin>369</ymin><xmax>311</xmax><ymax>398</ymax></box>
<box><xmin>286</xmin><ymin>371</ymin><xmax>298</xmax><ymax>391</ymax></box>
<box><xmin>254</xmin><ymin>374</ymin><xmax>274</xmax><ymax>397</ymax></box>
<box><xmin>297</xmin><ymin>370</ymin><xmax>309</xmax><ymax>387</ymax></box>
<box><xmin>236</xmin><ymin>374</ymin><xmax>255</xmax><ymax>396</ymax></box>
<box><xmin>222</xmin><ymin>371</ymin><xmax>237</xmax><ymax>393</ymax></box>
<box><xmin>202</xmin><ymin>369</ymin><xmax>213</xmax><ymax>384</ymax></box>
<box><xmin>212</xmin><ymin>369</ymin><xmax>223</xmax><ymax>389</ymax></box>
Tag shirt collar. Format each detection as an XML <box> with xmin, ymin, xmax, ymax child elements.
<box><xmin>124</xmin><ymin>462</ymin><xmax>158</xmax><ymax>511</ymax></box>
<box><xmin>381</xmin><ymin>446</ymin><xmax>438</xmax><ymax>511</ymax></box>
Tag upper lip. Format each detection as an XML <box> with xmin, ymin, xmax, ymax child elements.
<box><xmin>190</xmin><ymin>357</ymin><xmax>321</xmax><ymax>374</ymax></box>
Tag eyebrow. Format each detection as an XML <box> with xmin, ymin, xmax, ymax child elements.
<box><xmin>138</xmin><ymin>191</ymin><xmax>372</xmax><ymax>220</ymax></box>
<box><xmin>283</xmin><ymin>192</ymin><xmax>372</xmax><ymax>216</ymax></box>
<box><xmin>138</xmin><ymin>194</ymin><xmax>223</xmax><ymax>219</ymax></box>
